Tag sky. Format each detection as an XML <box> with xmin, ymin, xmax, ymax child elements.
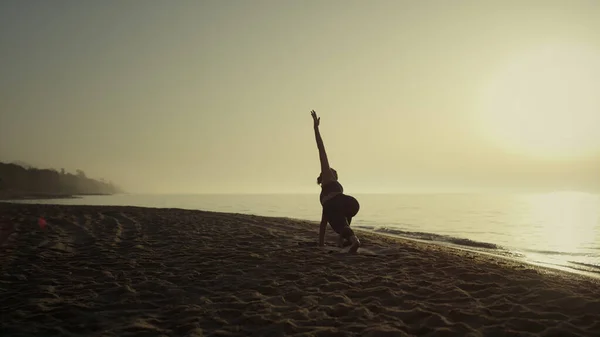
<box><xmin>1</xmin><ymin>0</ymin><xmax>600</xmax><ymax>194</ymax></box>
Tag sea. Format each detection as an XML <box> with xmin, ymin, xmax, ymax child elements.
<box><xmin>5</xmin><ymin>192</ymin><xmax>600</xmax><ymax>278</ymax></box>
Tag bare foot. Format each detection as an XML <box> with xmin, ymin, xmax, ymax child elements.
<box><xmin>348</xmin><ymin>238</ymin><xmax>360</xmax><ymax>254</ymax></box>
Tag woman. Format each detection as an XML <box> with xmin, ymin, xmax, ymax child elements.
<box><xmin>311</xmin><ymin>110</ymin><xmax>361</xmax><ymax>253</ymax></box>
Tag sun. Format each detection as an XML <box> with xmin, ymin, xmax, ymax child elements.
<box><xmin>477</xmin><ymin>43</ymin><xmax>600</xmax><ymax>160</ymax></box>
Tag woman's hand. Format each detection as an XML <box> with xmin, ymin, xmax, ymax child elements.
<box><xmin>311</xmin><ymin>110</ymin><xmax>320</xmax><ymax>128</ymax></box>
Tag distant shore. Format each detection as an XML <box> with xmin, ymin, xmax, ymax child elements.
<box><xmin>1</xmin><ymin>203</ymin><xmax>599</xmax><ymax>336</ymax></box>
<box><xmin>0</xmin><ymin>191</ymin><xmax>113</xmax><ymax>201</ymax></box>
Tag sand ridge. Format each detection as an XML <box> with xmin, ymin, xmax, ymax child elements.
<box><xmin>1</xmin><ymin>203</ymin><xmax>600</xmax><ymax>336</ymax></box>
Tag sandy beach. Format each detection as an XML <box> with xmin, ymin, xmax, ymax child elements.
<box><xmin>1</xmin><ymin>203</ymin><xmax>599</xmax><ymax>336</ymax></box>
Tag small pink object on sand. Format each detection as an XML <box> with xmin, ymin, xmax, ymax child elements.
<box><xmin>38</xmin><ymin>217</ymin><xmax>47</xmax><ymax>229</ymax></box>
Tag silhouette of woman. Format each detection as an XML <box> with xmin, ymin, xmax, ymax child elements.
<box><xmin>311</xmin><ymin>110</ymin><xmax>361</xmax><ymax>253</ymax></box>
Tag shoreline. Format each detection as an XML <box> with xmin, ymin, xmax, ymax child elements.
<box><xmin>3</xmin><ymin>198</ymin><xmax>599</xmax><ymax>281</ymax></box>
<box><xmin>230</xmin><ymin>213</ymin><xmax>600</xmax><ymax>281</ymax></box>
<box><xmin>352</xmin><ymin>227</ymin><xmax>600</xmax><ymax>281</ymax></box>
<box><xmin>267</xmin><ymin>214</ymin><xmax>600</xmax><ymax>282</ymax></box>
<box><xmin>1</xmin><ymin>203</ymin><xmax>599</xmax><ymax>336</ymax></box>
<box><xmin>0</xmin><ymin>192</ymin><xmax>114</xmax><ymax>201</ymax></box>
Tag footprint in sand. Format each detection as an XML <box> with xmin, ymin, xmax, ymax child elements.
<box><xmin>114</xmin><ymin>219</ymin><xmax>123</xmax><ymax>244</ymax></box>
<box><xmin>117</xmin><ymin>213</ymin><xmax>145</xmax><ymax>242</ymax></box>
<box><xmin>103</xmin><ymin>213</ymin><xmax>144</xmax><ymax>250</ymax></box>
<box><xmin>56</xmin><ymin>217</ymin><xmax>98</xmax><ymax>249</ymax></box>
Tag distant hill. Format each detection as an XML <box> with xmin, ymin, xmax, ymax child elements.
<box><xmin>0</xmin><ymin>162</ymin><xmax>122</xmax><ymax>199</ymax></box>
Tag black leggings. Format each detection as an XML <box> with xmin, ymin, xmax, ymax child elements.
<box><xmin>323</xmin><ymin>194</ymin><xmax>360</xmax><ymax>239</ymax></box>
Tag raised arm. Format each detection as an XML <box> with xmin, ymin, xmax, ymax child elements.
<box><xmin>311</xmin><ymin>110</ymin><xmax>335</xmax><ymax>183</ymax></box>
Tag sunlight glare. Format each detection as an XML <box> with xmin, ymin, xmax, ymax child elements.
<box><xmin>519</xmin><ymin>191</ymin><xmax>600</xmax><ymax>256</ymax></box>
<box><xmin>478</xmin><ymin>43</ymin><xmax>600</xmax><ymax>159</ymax></box>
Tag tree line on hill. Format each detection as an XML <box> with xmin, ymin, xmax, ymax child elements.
<box><xmin>0</xmin><ymin>162</ymin><xmax>121</xmax><ymax>198</ymax></box>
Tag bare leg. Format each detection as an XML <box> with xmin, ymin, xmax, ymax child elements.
<box><xmin>348</xmin><ymin>235</ymin><xmax>361</xmax><ymax>253</ymax></box>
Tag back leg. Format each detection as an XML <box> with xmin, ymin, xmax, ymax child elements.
<box><xmin>348</xmin><ymin>234</ymin><xmax>361</xmax><ymax>253</ymax></box>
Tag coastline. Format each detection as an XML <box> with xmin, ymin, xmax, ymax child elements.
<box><xmin>0</xmin><ymin>191</ymin><xmax>113</xmax><ymax>201</ymax></box>
<box><xmin>3</xmin><ymin>195</ymin><xmax>599</xmax><ymax>279</ymax></box>
<box><xmin>1</xmin><ymin>203</ymin><xmax>599</xmax><ymax>336</ymax></box>
<box><xmin>355</xmin><ymin>226</ymin><xmax>600</xmax><ymax>281</ymax></box>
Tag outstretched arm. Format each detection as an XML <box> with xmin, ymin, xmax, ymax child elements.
<box><xmin>311</xmin><ymin>110</ymin><xmax>335</xmax><ymax>183</ymax></box>
<box><xmin>318</xmin><ymin>209</ymin><xmax>327</xmax><ymax>246</ymax></box>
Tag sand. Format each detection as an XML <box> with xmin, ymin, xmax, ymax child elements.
<box><xmin>1</xmin><ymin>203</ymin><xmax>599</xmax><ymax>337</ymax></box>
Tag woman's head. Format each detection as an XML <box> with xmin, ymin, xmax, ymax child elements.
<box><xmin>317</xmin><ymin>168</ymin><xmax>337</xmax><ymax>185</ymax></box>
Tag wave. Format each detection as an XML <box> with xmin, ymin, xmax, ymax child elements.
<box><xmin>521</xmin><ymin>248</ymin><xmax>597</xmax><ymax>257</ymax></box>
<box><xmin>355</xmin><ymin>226</ymin><xmax>600</xmax><ymax>260</ymax></box>
<box><xmin>356</xmin><ymin>226</ymin><xmax>502</xmax><ymax>250</ymax></box>
<box><xmin>355</xmin><ymin>226</ymin><xmax>600</xmax><ymax>277</ymax></box>
<box><xmin>568</xmin><ymin>261</ymin><xmax>600</xmax><ymax>272</ymax></box>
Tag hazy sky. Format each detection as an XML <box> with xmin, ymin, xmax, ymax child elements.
<box><xmin>2</xmin><ymin>0</ymin><xmax>600</xmax><ymax>194</ymax></box>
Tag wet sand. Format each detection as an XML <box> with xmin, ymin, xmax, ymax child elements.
<box><xmin>1</xmin><ymin>203</ymin><xmax>599</xmax><ymax>336</ymax></box>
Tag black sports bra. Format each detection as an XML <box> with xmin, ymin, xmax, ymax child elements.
<box><xmin>320</xmin><ymin>180</ymin><xmax>343</xmax><ymax>205</ymax></box>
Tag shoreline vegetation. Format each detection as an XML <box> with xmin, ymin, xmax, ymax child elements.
<box><xmin>0</xmin><ymin>162</ymin><xmax>121</xmax><ymax>200</ymax></box>
<box><xmin>1</xmin><ymin>204</ymin><xmax>600</xmax><ymax>336</ymax></box>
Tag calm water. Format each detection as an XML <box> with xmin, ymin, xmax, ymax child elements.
<box><xmin>6</xmin><ymin>192</ymin><xmax>600</xmax><ymax>276</ymax></box>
